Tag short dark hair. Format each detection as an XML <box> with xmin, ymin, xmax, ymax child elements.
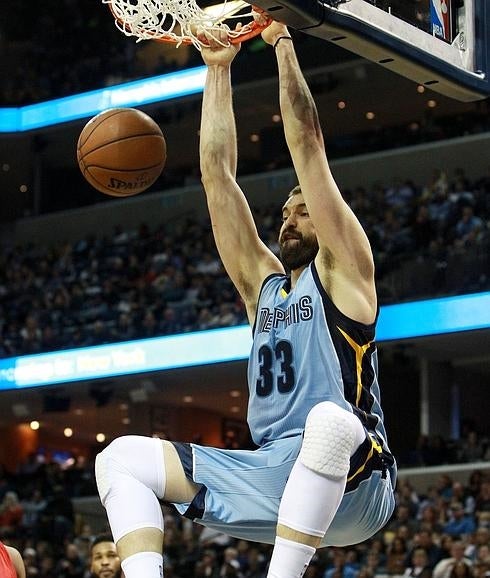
<box><xmin>288</xmin><ymin>185</ymin><xmax>302</xmax><ymax>198</ymax></box>
<box><xmin>90</xmin><ymin>534</ymin><xmax>115</xmax><ymax>554</ymax></box>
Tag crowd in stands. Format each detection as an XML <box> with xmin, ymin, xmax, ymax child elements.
<box><xmin>401</xmin><ymin>430</ymin><xmax>490</xmax><ymax>470</ymax></box>
<box><xmin>0</xmin><ymin>451</ymin><xmax>489</xmax><ymax>578</ymax></box>
<box><xmin>0</xmin><ymin>167</ymin><xmax>488</xmax><ymax>359</ymax></box>
<box><xmin>2</xmin><ymin>0</ymin><xmax>139</xmax><ymax>106</ymax></box>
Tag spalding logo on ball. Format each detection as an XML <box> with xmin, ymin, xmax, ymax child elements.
<box><xmin>77</xmin><ymin>108</ymin><xmax>167</xmax><ymax>197</ymax></box>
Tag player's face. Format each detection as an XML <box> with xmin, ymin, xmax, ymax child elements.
<box><xmin>279</xmin><ymin>193</ymin><xmax>318</xmax><ymax>271</ymax></box>
<box><xmin>90</xmin><ymin>542</ymin><xmax>121</xmax><ymax>578</ymax></box>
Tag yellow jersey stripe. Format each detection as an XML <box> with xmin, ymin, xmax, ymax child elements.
<box><xmin>347</xmin><ymin>436</ymin><xmax>382</xmax><ymax>482</ymax></box>
<box><xmin>337</xmin><ymin>326</ymin><xmax>373</xmax><ymax>405</ymax></box>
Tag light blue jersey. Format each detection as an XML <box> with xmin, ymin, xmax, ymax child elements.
<box><xmin>172</xmin><ymin>261</ymin><xmax>396</xmax><ymax>545</ymax></box>
<box><xmin>248</xmin><ymin>263</ymin><xmax>394</xmax><ymax>476</ymax></box>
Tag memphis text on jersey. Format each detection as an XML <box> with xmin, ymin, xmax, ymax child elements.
<box><xmin>257</xmin><ymin>296</ymin><xmax>313</xmax><ymax>333</ymax></box>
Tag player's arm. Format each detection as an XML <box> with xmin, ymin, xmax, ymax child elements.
<box><xmin>199</xmin><ymin>32</ymin><xmax>284</xmax><ymax>321</ymax></box>
<box><xmin>263</xmin><ymin>22</ymin><xmax>377</xmax><ymax>324</ymax></box>
<box><xmin>7</xmin><ymin>546</ymin><xmax>26</xmax><ymax>578</ymax></box>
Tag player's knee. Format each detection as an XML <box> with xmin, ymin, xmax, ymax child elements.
<box><xmin>95</xmin><ymin>436</ymin><xmax>129</xmax><ymax>504</ymax></box>
<box><xmin>299</xmin><ymin>402</ymin><xmax>364</xmax><ymax>479</ymax></box>
<box><xmin>95</xmin><ymin>435</ymin><xmax>165</xmax><ymax>505</ymax></box>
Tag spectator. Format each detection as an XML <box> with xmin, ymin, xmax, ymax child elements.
<box><xmin>73</xmin><ymin>522</ymin><xmax>95</xmax><ymax>563</ymax></box>
<box><xmin>436</xmin><ymin>475</ymin><xmax>455</xmax><ymax>502</ymax></box>
<box><xmin>458</xmin><ymin>433</ymin><xmax>486</xmax><ymax>464</ymax></box>
<box><xmin>220</xmin><ymin>547</ymin><xmax>244</xmax><ymax>577</ymax></box>
<box><xmin>55</xmin><ymin>543</ymin><xmax>85</xmax><ymax>578</ymax></box>
<box><xmin>449</xmin><ymin>561</ymin><xmax>474</xmax><ymax>578</ymax></box>
<box><xmin>465</xmin><ymin>528</ymin><xmax>490</xmax><ymax>562</ymax></box>
<box><xmin>452</xmin><ymin>483</ymin><xmax>476</xmax><ymax>517</ymax></box>
<box><xmin>409</xmin><ymin>530</ymin><xmax>443</xmax><ymax>569</ymax></box>
<box><xmin>440</xmin><ymin>537</ymin><xmax>456</xmax><ymax>562</ymax></box>
<box><xmin>22</xmin><ymin>547</ymin><xmax>38</xmax><ymax>576</ymax></box>
<box><xmin>89</xmin><ymin>534</ymin><xmax>122</xmax><ymax>578</ymax></box>
<box><xmin>454</xmin><ymin>206</ymin><xmax>484</xmax><ymax>248</ymax></box>
<box><xmin>474</xmin><ymin>481</ymin><xmax>490</xmax><ymax>527</ymax></box>
<box><xmin>387</xmin><ymin>505</ymin><xmax>419</xmax><ymax>535</ymax></box>
<box><xmin>443</xmin><ymin>503</ymin><xmax>477</xmax><ymax>538</ymax></box>
<box><xmin>473</xmin><ymin>544</ymin><xmax>490</xmax><ymax>568</ymax></box>
<box><xmin>19</xmin><ymin>314</ymin><xmax>43</xmax><ymax>353</ymax></box>
<box><xmin>323</xmin><ymin>549</ymin><xmax>358</xmax><ymax>578</ymax></box>
<box><xmin>243</xmin><ymin>546</ymin><xmax>267</xmax><ymax>578</ymax></box>
<box><xmin>398</xmin><ymin>482</ymin><xmax>420</xmax><ymax>513</ymax></box>
<box><xmin>363</xmin><ymin>550</ymin><xmax>386</xmax><ymax>577</ymax></box>
<box><xmin>472</xmin><ymin>561</ymin><xmax>489</xmax><ymax>578</ymax></box>
<box><xmin>21</xmin><ymin>489</ymin><xmax>47</xmax><ymax>535</ymax></box>
<box><xmin>0</xmin><ymin>491</ymin><xmax>24</xmax><ymax>536</ymax></box>
<box><xmin>195</xmin><ymin>549</ymin><xmax>220</xmax><ymax>578</ymax></box>
<box><xmin>416</xmin><ymin>505</ymin><xmax>444</xmax><ymax>535</ymax></box>
<box><xmin>386</xmin><ymin>537</ymin><xmax>409</xmax><ymax>576</ymax></box>
<box><xmin>37</xmin><ymin>485</ymin><xmax>75</xmax><ymax>546</ymax></box>
<box><xmin>404</xmin><ymin>548</ymin><xmax>433</xmax><ymax>578</ymax></box>
<box><xmin>433</xmin><ymin>542</ymin><xmax>473</xmax><ymax>578</ymax></box>
<box><xmin>38</xmin><ymin>552</ymin><xmax>57</xmax><ymax>578</ymax></box>
<box><xmin>396</xmin><ymin>525</ymin><xmax>416</xmax><ymax>551</ymax></box>
<box><xmin>411</xmin><ymin>204</ymin><xmax>436</xmax><ymax>253</ymax></box>
<box><xmin>425</xmin><ymin>436</ymin><xmax>451</xmax><ymax>466</ymax></box>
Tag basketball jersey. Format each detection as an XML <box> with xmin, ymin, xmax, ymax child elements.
<box><xmin>0</xmin><ymin>542</ymin><xmax>16</xmax><ymax>578</ymax></box>
<box><xmin>247</xmin><ymin>262</ymin><xmax>394</xmax><ymax>469</ymax></box>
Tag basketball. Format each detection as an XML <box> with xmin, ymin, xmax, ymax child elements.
<box><xmin>77</xmin><ymin>108</ymin><xmax>166</xmax><ymax>197</ymax></box>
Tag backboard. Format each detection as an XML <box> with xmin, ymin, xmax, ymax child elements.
<box><xmin>250</xmin><ymin>0</ymin><xmax>489</xmax><ymax>102</ymax></box>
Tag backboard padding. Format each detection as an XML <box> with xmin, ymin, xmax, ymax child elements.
<box><xmin>251</xmin><ymin>0</ymin><xmax>489</xmax><ymax>102</ymax></box>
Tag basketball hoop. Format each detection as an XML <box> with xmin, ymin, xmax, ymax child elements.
<box><xmin>103</xmin><ymin>0</ymin><xmax>272</xmax><ymax>48</ymax></box>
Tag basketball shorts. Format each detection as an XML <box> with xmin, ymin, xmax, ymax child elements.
<box><xmin>170</xmin><ymin>434</ymin><xmax>396</xmax><ymax>547</ymax></box>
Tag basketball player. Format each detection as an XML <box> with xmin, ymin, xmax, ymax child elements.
<box><xmin>0</xmin><ymin>541</ymin><xmax>26</xmax><ymax>578</ymax></box>
<box><xmin>89</xmin><ymin>534</ymin><xmax>122</xmax><ymax>578</ymax></box>
<box><xmin>94</xmin><ymin>18</ymin><xmax>397</xmax><ymax>578</ymax></box>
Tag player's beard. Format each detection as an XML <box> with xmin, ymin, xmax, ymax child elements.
<box><xmin>279</xmin><ymin>232</ymin><xmax>319</xmax><ymax>271</ymax></box>
<box><xmin>91</xmin><ymin>570</ymin><xmax>121</xmax><ymax>578</ymax></box>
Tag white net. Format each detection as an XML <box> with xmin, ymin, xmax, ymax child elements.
<box><xmin>103</xmin><ymin>0</ymin><xmax>260</xmax><ymax>48</ymax></box>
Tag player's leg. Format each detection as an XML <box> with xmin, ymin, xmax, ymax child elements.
<box><xmin>266</xmin><ymin>401</ymin><xmax>366</xmax><ymax>578</ymax></box>
<box><xmin>321</xmin><ymin>462</ymin><xmax>395</xmax><ymax>548</ymax></box>
<box><xmin>95</xmin><ymin>435</ymin><xmax>200</xmax><ymax>578</ymax></box>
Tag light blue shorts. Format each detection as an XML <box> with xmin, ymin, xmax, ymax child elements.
<box><xmin>171</xmin><ymin>435</ymin><xmax>396</xmax><ymax>547</ymax></box>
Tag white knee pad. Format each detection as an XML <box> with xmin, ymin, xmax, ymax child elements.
<box><xmin>299</xmin><ymin>402</ymin><xmax>365</xmax><ymax>479</ymax></box>
<box><xmin>96</xmin><ymin>435</ymin><xmax>166</xmax><ymax>502</ymax></box>
<box><xmin>95</xmin><ymin>435</ymin><xmax>166</xmax><ymax>543</ymax></box>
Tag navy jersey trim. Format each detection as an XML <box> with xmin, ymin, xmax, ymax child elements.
<box><xmin>310</xmin><ymin>261</ymin><xmax>379</xmax><ymax>330</ymax></box>
<box><xmin>309</xmin><ymin>262</ymin><xmax>394</xmax><ymax>467</ymax></box>
<box><xmin>171</xmin><ymin>441</ymin><xmax>194</xmax><ymax>478</ymax></box>
<box><xmin>169</xmin><ymin>442</ymin><xmax>207</xmax><ymax>520</ymax></box>
<box><xmin>345</xmin><ymin>434</ymin><xmax>387</xmax><ymax>493</ymax></box>
<box><xmin>310</xmin><ymin>261</ymin><xmax>378</xmax><ymax>411</ymax></box>
<box><xmin>251</xmin><ymin>273</ymin><xmax>287</xmax><ymax>334</ymax></box>
<box><xmin>183</xmin><ymin>486</ymin><xmax>207</xmax><ymax>521</ymax></box>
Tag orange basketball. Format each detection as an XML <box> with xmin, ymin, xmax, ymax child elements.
<box><xmin>77</xmin><ymin>108</ymin><xmax>166</xmax><ymax>197</ymax></box>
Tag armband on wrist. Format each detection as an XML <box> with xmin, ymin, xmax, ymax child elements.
<box><xmin>273</xmin><ymin>36</ymin><xmax>293</xmax><ymax>50</ymax></box>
